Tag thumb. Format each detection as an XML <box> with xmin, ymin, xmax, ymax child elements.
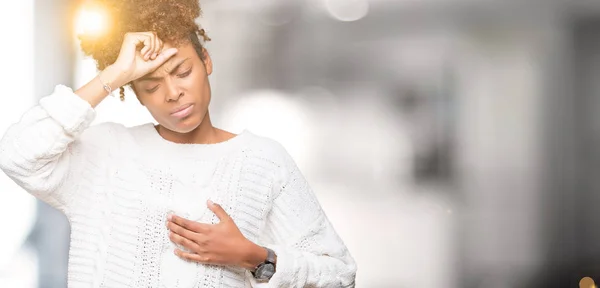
<box><xmin>149</xmin><ymin>48</ymin><xmax>178</xmax><ymax>68</ymax></box>
<box><xmin>207</xmin><ymin>200</ymin><xmax>230</xmax><ymax>222</ymax></box>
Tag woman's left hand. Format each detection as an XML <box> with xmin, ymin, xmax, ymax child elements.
<box><xmin>166</xmin><ymin>200</ymin><xmax>265</xmax><ymax>269</ymax></box>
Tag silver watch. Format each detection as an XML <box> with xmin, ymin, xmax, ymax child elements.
<box><xmin>251</xmin><ymin>247</ymin><xmax>276</xmax><ymax>281</ymax></box>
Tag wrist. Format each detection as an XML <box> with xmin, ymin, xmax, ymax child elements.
<box><xmin>100</xmin><ymin>65</ymin><xmax>130</xmax><ymax>91</ymax></box>
<box><xmin>240</xmin><ymin>240</ymin><xmax>267</xmax><ymax>270</ymax></box>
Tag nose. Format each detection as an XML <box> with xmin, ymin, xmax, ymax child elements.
<box><xmin>165</xmin><ymin>82</ymin><xmax>183</xmax><ymax>102</ymax></box>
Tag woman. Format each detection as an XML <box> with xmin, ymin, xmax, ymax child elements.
<box><xmin>0</xmin><ymin>0</ymin><xmax>356</xmax><ymax>287</ymax></box>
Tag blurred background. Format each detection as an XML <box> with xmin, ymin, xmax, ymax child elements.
<box><xmin>2</xmin><ymin>0</ymin><xmax>600</xmax><ymax>287</ymax></box>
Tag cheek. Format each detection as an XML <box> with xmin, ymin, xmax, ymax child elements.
<box><xmin>184</xmin><ymin>73</ymin><xmax>205</xmax><ymax>89</ymax></box>
<box><xmin>140</xmin><ymin>97</ymin><xmax>168</xmax><ymax>117</ymax></box>
<box><xmin>183</xmin><ymin>76</ymin><xmax>209</xmax><ymax>99</ymax></box>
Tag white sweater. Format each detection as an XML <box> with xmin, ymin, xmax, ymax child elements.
<box><xmin>0</xmin><ymin>85</ymin><xmax>356</xmax><ymax>288</ymax></box>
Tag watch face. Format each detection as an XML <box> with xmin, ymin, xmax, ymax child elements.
<box><xmin>256</xmin><ymin>263</ymin><xmax>275</xmax><ymax>280</ymax></box>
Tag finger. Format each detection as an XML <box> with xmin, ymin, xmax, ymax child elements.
<box><xmin>168</xmin><ymin>213</ymin><xmax>211</xmax><ymax>234</ymax></box>
<box><xmin>146</xmin><ymin>32</ymin><xmax>157</xmax><ymax>59</ymax></box>
<box><xmin>152</xmin><ymin>33</ymin><xmax>161</xmax><ymax>60</ymax></box>
<box><xmin>146</xmin><ymin>32</ymin><xmax>157</xmax><ymax>60</ymax></box>
<box><xmin>207</xmin><ymin>200</ymin><xmax>231</xmax><ymax>222</ymax></box>
<box><xmin>138</xmin><ymin>33</ymin><xmax>153</xmax><ymax>60</ymax></box>
<box><xmin>174</xmin><ymin>249</ymin><xmax>210</xmax><ymax>263</ymax></box>
<box><xmin>146</xmin><ymin>34</ymin><xmax>155</xmax><ymax>60</ymax></box>
<box><xmin>167</xmin><ymin>221</ymin><xmax>198</xmax><ymax>241</ymax></box>
<box><xmin>121</xmin><ymin>33</ymin><xmax>146</xmax><ymax>60</ymax></box>
<box><xmin>149</xmin><ymin>48</ymin><xmax>178</xmax><ymax>69</ymax></box>
<box><xmin>158</xmin><ymin>38</ymin><xmax>164</xmax><ymax>53</ymax></box>
<box><xmin>169</xmin><ymin>231</ymin><xmax>201</xmax><ymax>252</ymax></box>
<box><xmin>137</xmin><ymin>35</ymin><xmax>152</xmax><ymax>60</ymax></box>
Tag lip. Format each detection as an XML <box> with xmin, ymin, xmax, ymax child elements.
<box><xmin>170</xmin><ymin>104</ymin><xmax>194</xmax><ymax>118</ymax></box>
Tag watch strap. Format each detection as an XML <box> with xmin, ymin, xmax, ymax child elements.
<box><xmin>251</xmin><ymin>246</ymin><xmax>276</xmax><ymax>279</ymax></box>
<box><xmin>265</xmin><ymin>247</ymin><xmax>276</xmax><ymax>264</ymax></box>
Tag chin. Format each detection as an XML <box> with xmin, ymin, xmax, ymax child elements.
<box><xmin>165</xmin><ymin>114</ymin><xmax>203</xmax><ymax>134</ymax></box>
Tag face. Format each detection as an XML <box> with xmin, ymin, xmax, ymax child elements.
<box><xmin>132</xmin><ymin>41</ymin><xmax>213</xmax><ymax>134</ymax></box>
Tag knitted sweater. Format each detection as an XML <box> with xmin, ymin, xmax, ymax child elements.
<box><xmin>0</xmin><ymin>85</ymin><xmax>356</xmax><ymax>288</ymax></box>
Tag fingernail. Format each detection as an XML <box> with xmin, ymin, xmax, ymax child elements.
<box><xmin>208</xmin><ymin>199</ymin><xmax>214</xmax><ymax>206</ymax></box>
<box><xmin>167</xmin><ymin>214</ymin><xmax>173</xmax><ymax>221</ymax></box>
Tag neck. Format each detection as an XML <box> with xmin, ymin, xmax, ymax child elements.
<box><xmin>156</xmin><ymin>112</ymin><xmax>219</xmax><ymax>144</ymax></box>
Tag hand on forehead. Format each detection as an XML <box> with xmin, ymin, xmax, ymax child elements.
<box><xmin>151</xmin><ymin>43</ymin><xmax>194</xmax><ymax>76</ymax></box>
<box><xmin>148</xmin><ymin>56</ymin><xmax>189</xmax><ymax>79</ymax></box>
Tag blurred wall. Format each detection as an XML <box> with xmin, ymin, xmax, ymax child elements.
<box><xmin>32</xmin><ymin>0</ymin><xmax>77</xmax><ymax>287</ymax></box>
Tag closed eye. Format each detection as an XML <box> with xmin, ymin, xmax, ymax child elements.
<box><xmin>145</xmin><ymin>85</ymin><xmax>160</xmax><ymax>93</ymax></box>
<box><xmin>177</xmin><ymin>69</ymin><xmax>192</xmax><ymax>78</ymax></box>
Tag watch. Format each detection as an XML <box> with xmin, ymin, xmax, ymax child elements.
<box><xmin>251</xmin><ymin>247</ymin><xmax>276</xmax><ymax>281</ymax></box>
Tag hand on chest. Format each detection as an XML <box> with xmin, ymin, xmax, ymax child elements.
<box><xmin>130</xmin><ymin>159</ymin><xmax>222</xmax><ymax>223</ymax></box>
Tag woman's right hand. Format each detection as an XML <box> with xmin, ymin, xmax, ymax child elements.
<box><xmin>106</xmin><ymin>32</ymin><xmax>178</xmax><ymax>88</ymax></box>
<box><xmin>76</xmin><ymin>32</ymin><xmax>177</xmax><ymax>107</ymax></box>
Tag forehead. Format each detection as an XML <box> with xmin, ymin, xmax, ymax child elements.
<box><xmin>164</xmin><ymin>41</ymin><xmax>198</xmax><ymax>61</ymax></box>
<box><xmin>147</xmin><ymin>43</ymin><xmax>197</xmax><ymax>76</ymax></box>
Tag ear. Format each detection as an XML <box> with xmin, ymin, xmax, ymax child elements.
<box><xmin>202</xmin><ymin>48</ymin><xmax>213</xmax><ymax>76</ymax></box>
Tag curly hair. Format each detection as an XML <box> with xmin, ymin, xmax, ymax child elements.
<box><xmin>77</xmin><ymin>0</ymin><xmax>211</xmax><ymax>100</ymax></box>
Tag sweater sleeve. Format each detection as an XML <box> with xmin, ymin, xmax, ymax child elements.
<box><xmin>0</xmin><ymin>85</ymin><xmax>96</xmax><ymax>212</ymax></box>
<box><xmin>258</xmin><ymin>146</ymin><xmax>357</xmax><ymax>288</ymax></box>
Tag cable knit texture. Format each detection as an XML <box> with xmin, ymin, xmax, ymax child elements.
<box><xmin>0</xmin><ymin>85</ymin><xmax>356</xmax><ymax>288</ymax></box>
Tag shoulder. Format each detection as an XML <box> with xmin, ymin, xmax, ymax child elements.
<box><xmin>74</xmin><ymin>122</ymin><xmax>147</xmax><ymax>153</ymax></box>
<box><xmin>241</xmin><ymin>130</ymin><xmax>293</xmax><ymax>166</ymax></box>
<box><xmin>79</xmin><ymin>122</ymin><xmax>130</xmax><ymax>142</ymax></box>
<box><xmin>240</xmin><ymin>131</ymin><xmax>302</xmax><ymax>187</ymax></box>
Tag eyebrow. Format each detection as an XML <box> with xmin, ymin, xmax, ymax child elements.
<box><xmin>138</xmin><ymin>58</ymin><xmax>191</xmax><ymax>82</ymax></box>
